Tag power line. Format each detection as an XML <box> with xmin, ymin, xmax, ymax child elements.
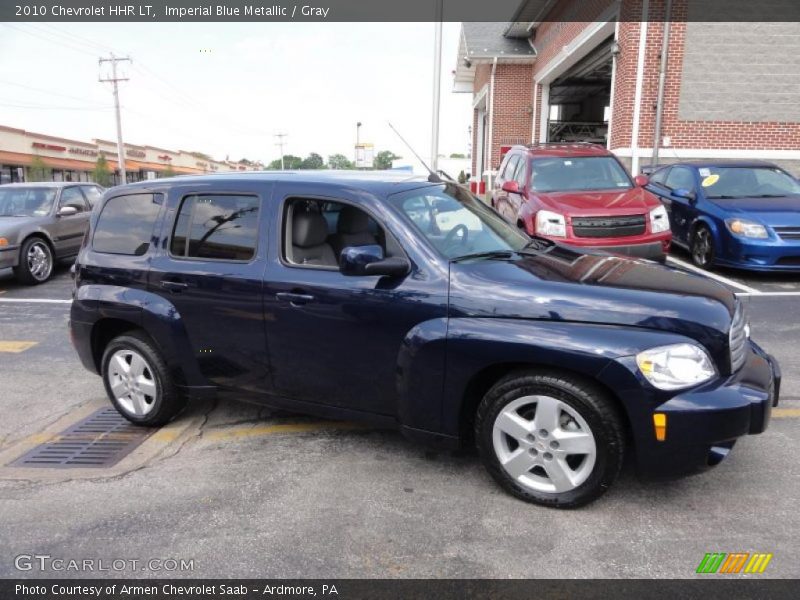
<box><xmin>0</xmin><ymin>80</ymin><xmax>107</xmax><ymax>105</ymax></box>
<box><xmin>0</xmin><ymin>102</ymin><xmax>112</xmax><ymax>110</ymax></box>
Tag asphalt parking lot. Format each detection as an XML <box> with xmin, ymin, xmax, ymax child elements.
<box><xmin>0</xmin><ymin>260</ymin><xmax>799</xmax><ymax>579</ymax></box>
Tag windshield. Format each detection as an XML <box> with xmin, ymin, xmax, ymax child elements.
<box><xmin>531</xmin><ymin>156</ymin><xmax>632</xmax><ymax>192</ymax></box>
<box><xmin>0</xmin><ymin>188</ymin><xmax>56</xmax><ymax>217</ymax></box>
<box><xmin>389</xmin><ymin>183</ymin><xmax>531</xmax><ymax>260</ymax></box>
<box><xmin>700</xmin><ymin>167</ymin><xmax>800</xmax><ymax>199</ymax></box>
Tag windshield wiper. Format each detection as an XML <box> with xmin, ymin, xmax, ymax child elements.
<box><xmin>451</xmin><ymin>250</ymin><xmax>516</xmax><ymax>263</ymax></box>
<box><xmin>522</xmin><ymin>237</ymin><xmax>553</xmax><ymax>251</ymax></box>
<box><xmin>752</xmin><ymin>194</ymin><xmax>787</xmax><ymax>198</ymax></box>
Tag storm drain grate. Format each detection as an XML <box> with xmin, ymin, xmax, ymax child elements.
<box><xmin>10</xmin><ymin>407</ymin><xmax>157</xmax><ymax>468</ymax></box>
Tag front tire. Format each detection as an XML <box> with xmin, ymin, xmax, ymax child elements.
<box><xmin>475</xmin><ymin>369</ymin><xmax>625</xmax><ymax>508</ymax></box>
<box><xmin>101</xmin><ymin>332</ymin><xmax>186</xmax><ymax>426</ymax></box>
<box><xmin>15</xmin><ymin>237</ymin><xmax>53</xmax><ymax>285</ymax></box>
<box><xmin>691</xmin><ymin>225</ymin><xmax>715</xmax><ymax>269</ymax></box>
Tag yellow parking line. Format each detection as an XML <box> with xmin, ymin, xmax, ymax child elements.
<box><xmin>205</xmin><ymin>421</ymin><xmax>363</xmax><ymax>442</ymax></box>
<box><xmin>773</xmin><ymin>408</ymin><xmax>800</xmax><ymax>419</ymax></box>
<box><xmin>0</xmin><ymin>341</ymin><xmax>38</xmax><ymax>353</ymax></box>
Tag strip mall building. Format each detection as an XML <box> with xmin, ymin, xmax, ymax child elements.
<box><xmin>0</xmin><ymin>124</ymin><xmax>261</xmax><ymax>185</ymax></box>
<box><xmin>453</xmin><ymin>0</ymin><xmax>800</xmax><ymax>190</ymax></box>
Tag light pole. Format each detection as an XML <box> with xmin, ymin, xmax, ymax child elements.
<box><xmin>430</xmin><ymin>0</ymin><xmax>443</xmax><ymax>172</ymax></box>
<box><xmin>355</xmin><ymin>122</ymin><xmax>362</xmax><ymax>168</ymax></box>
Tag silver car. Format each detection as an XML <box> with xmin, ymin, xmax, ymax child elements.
<box><xmin>0</xmin><ymin>182</ymin><xmax>103</xmax><ymax>284</ymax></box>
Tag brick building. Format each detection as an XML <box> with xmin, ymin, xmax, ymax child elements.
<box><xmin>453</xmin><ymin>0</ymin><xmax>800</xmax><ymax>190</ymax></box>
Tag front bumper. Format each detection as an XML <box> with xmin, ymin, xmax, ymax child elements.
<box><xmin>559</xmin><ymin>232</ymin><xmax>671</xmax><ymax>262</ymax></box>
<box><xmin>0</xmin><ymin>245</ymin><xmax>19</xmax><ymax>269</ymax></box>
<box><xmin>716</xmin><ymin>233</ymin><xmax>800</xmax><ymax>271</ymax></box>
<box><xmin>603</xmin><ymin>341</ymin><xmax>780</xmax><ymax>479</ymax></box>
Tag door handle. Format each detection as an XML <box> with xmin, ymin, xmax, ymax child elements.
<box><xmin>276</xmin><ymin>292</ymin><xmax>315</xmax><ymax>306</ymax></box>
<box><xmin>161</xmin><ymin>280</ymin><xmax>188</xmax><ymax>293</ymax></box>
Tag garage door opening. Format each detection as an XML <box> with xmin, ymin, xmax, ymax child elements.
<box><xmin>546</xmin><ymin>36</ymin><xmax>614</xmax><ymax>144</ymax></box>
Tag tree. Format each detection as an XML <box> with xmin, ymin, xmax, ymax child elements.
<box><xmin>449</xmin><ymin>153</ymin><xmax>466</xmax><ymax>159</ymax></box>
<box><xmin>189</xmin><ymin>151</ymin><xmax>211</xmax><ymax>160</ymax></box>
<box><xmin>327</xmin><ymin>154</ymin><xmax>355</xmax><ymax>170</ymax></box>
<box><xmin>268</xmin><ymin>155</ymin><xmax>303</xmax><ymax>170</ymax></box>
<box><xmin>26</xmin><ymin>156</ymin><xmax>52</xmax><ymax>182</ymax></box>
<box><xmin>238</xmin><ymin>158</ymin><xmax>254</xmax><ymax>166</ymax></box>
<box><xmin>162</xmin><ymin>164</ymin><xmax>176</xmax><ymax>178</ymax></box>
<box><xmin>458</xmin><ymin>170</ymin><xmax>467</xmax><ymax>184</ymax></box>
<box><xmin>92</xmin><ymin>155</ymin><xmax>111</xmax><ymax>186</ymax></box>
<box><xmin>373</xmin><ymin>150</ymin><xmax>400</xmax><ymax>170</ymax></box>
<box><xmin>300</xmin><ymin>153</ymin><xmax>325</xmax><ymax>170</ymax></box>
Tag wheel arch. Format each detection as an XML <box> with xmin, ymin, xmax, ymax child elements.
<box><xmin>458</xmin><ymin>362</ymin><xmax>634</xmax><ymax>449</ymax></box>
<box><xmin>90</xmin><ymin>317</ymin><xmax>145</xmax><ymax>373</ymax></box>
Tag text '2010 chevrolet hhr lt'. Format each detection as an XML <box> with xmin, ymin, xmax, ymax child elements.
<box><xmin>69</xmin><ymin>172</ymin><xmax>780</xmax><ymax>507</ymax></box>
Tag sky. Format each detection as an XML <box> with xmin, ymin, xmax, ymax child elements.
<box><xmin>0</xmin><ymin>22</ymin><xmax>473</xmax><ymax>166</ymax></box>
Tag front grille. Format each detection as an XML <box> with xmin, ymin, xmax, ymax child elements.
<box><xmin>774</xmin><ymin>226</ymin><xmax>800</xmax><ymax>241</ymax></box>
<box><xmin>729</xmin><ymin>303</ymin><xmax>748</xmax><ymax>373</ymax></box>
<box><xmin>571</xmin><ymin>214</ymin><xmax>646</xmax><ymax>238</ymax></box>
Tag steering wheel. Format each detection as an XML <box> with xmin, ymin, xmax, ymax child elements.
<box><xmin>443</xmin><ymin>224</ymin><xmax>469</xmax><ymax>251</ymax></box>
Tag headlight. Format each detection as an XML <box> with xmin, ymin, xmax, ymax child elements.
<box><xmin>535</xmin><ymin>210</ymin><xmax>566</xmax><ymax>237</ymax></box>
<box><xmin>725</xmin><ymin>218</ymin><xmax>768</xmax><ymax>239</ymax></box>
<box><xmin>636</xmin><ymin>343</ymin><xmax>716</xmax><ymax>390</ymax></box>
<box><xmin>0</xmin><ymin>237</ymin><xmax>8</xmax><ymax>247</ymax></box>
<box><xmin>649</xmin><ymin>205</ymin><xmax>670</xmax><ymax>233</ymax></box>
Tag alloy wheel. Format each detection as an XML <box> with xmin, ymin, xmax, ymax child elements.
<box><xmin>106</xmin><ymin>349</ymin><xmax>158</xmax><ymax>416</ymax></box>
<box><xmin>26</xmin><ymin>241</ymin><xmax>53</xmax><ymax>281</ymax></box>
<box><xmin>492</xmin><ymin>395</ymin><xmax>597</xmax><ymax>494</ymax></box>
<box><xmin>692</xmin><ymin>227</ymin><xmax>713</xmax><ymax>267</ymax></box>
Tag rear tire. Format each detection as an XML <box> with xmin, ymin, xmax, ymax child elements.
<box><xmin>101</xmin><ymin>332</ymin><xmax>186</xmax><ymax>426</ymax></box>
<box><xmin>15</xmin><ymin>237</ymin><xmax>54</xmax><ymax>285</ymax></box>
<box><xmin>475</xmin><ymin>369</ymin><xmax>625</xmax><ymax>508</ymax></box>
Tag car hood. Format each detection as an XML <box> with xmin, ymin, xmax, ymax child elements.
<box><xmin>533</xmin><ymin>187</ymin><xmax>658</xmax><ymax>216</ymax></box>
<box><xmin>709</xmin><ymin>195</ymin><xmax>800</xmax><ymax>226</ymax></box>
<box><xmin>449</xmin><ymin>244</ymin><xmax>736</xmax><ymax>361</ymax></box>
<box><xmin>0</xmin><ymin>216</ymin><xmax>42</xmax><ymax>236</ymax></box>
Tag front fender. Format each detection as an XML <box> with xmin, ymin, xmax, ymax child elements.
<box><xmin>72</xmin><ymin>284</ymin><xmax>207</xmax><ymax>387</ymax></box>
<box><xmin>439</xmin><ymin>318</ymin><xmax>693</xmax><ymax>439</ymax></box>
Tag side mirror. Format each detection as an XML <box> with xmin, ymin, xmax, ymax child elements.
<box><xmin>339</xmin><ymin>245</ymin><xmax>411</xmax><ymax>278</ymax></box>
<box><xmin>673</xmin><ymin>188</ymin><xmax>697</xmax><ymax>202</ymax></box>
<box><xmin>634</xmin><ymin>174</ymin><xmax>650</xmax><ymax>187</ymax></box>
<box><xmin>58</xmin><ymin>206</ymin><xmax>78</xmax><ymax>216</ymax></box>
<box><xmin>501</xmin><ymin>180</ymin><xmax>520</xmax><ymax>194</ymax></box>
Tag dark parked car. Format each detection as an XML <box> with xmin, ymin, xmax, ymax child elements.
<box><xmin>491</xmin><ymin>144</ymin><xmax>672</xmax><ymax>262</ymax></box>
<box><xmin>646</xmin><ymin>161</ymin><xmax>800</xmax><ymax>271</ymax></box>
<box><xmin>69</xmin><ymin>172</ymin><xmax>779</xmax><ymax>507</ymax></box>
<box><xmin>0</xmin><ymin>182</ymin><xmax>103</xmax><ymax>284</ymax></box>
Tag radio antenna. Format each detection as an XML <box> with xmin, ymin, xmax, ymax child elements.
<box><xmin>387</xmin><ymin>122</ymin><xmax>442</xmax><ymax>183</ymax></box>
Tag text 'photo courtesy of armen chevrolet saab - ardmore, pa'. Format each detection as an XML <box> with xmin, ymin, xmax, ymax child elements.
<box><xmin>1</xmin><ymin>0</ymin><xmax>800</xmax><ymax>597</ymax></box>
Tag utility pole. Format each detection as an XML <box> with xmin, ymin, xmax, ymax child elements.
<box><xmin>99</xmin><ymin>53</ymin><xmax>131</xmax><ymax>184</ymax></box>
<box><xmin>274</xmin><ymin>133</ymin><xmax>288</xmax><ymax>169</ymax></box>
<box><xmin>430</xmin><ymin>0</ymin><xmax>443</xmax><ymax>172</ymax></box>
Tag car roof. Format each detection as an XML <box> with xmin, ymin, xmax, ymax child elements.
<box><xmin>0</xmin><ymin>182</ymin><xmax>95</xmax><ymax>188</ymax></box>
<box><xmin>113</xmin><ymin>170</ymin><xmax>438</xmax><ymax>196</ymax></box>
<box><xmin>653</xmin><ymin>160</ymin><xmax>781</xmax><ymax>171</ymax></box>
<box><xmin>513</xmin><ymin>143</ymin><xmax>612</xmax><ymax>158</ymax></box>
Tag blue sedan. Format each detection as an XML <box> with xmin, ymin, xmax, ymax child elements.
<box><xmin>646</xmin><ymin>161</ymin><xmax>800</xmax><ymax>271</ymax></box>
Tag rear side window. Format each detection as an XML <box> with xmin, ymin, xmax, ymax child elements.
<box><xmin>93</xmin><ymin>193</ymin><xmax>161</xmax><ymax>256</ymax></box>
<box><xmin>170</xmin><ymin>194</ymin><xmax>260</xmax><ymax>261</ymax></box>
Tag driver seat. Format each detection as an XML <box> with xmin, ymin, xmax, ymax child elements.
<box><xmin>291</xmin><ymin>211</ymin><xmax>337</xmax><ymax>266</ymax></box>
<box><xmin>329</xmin><ymin>206</ymin><xmax>378</xmax><ymax>256</ymax></box>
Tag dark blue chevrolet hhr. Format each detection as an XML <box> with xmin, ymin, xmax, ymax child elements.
<box><xmin>69</xmin><ymin>172</ymin><xmax>780</xmax><ymax>507</ymax></box>
<box><xmin>646</xmin><ymin>161</ymin><xmax>800</xmax><ymax>271</ymax></box>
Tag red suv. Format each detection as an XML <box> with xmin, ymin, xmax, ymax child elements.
<box><xmin>491</xmin><ymin>144</ymin><xmax>671</xmax><ymax>261</ymax></box>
